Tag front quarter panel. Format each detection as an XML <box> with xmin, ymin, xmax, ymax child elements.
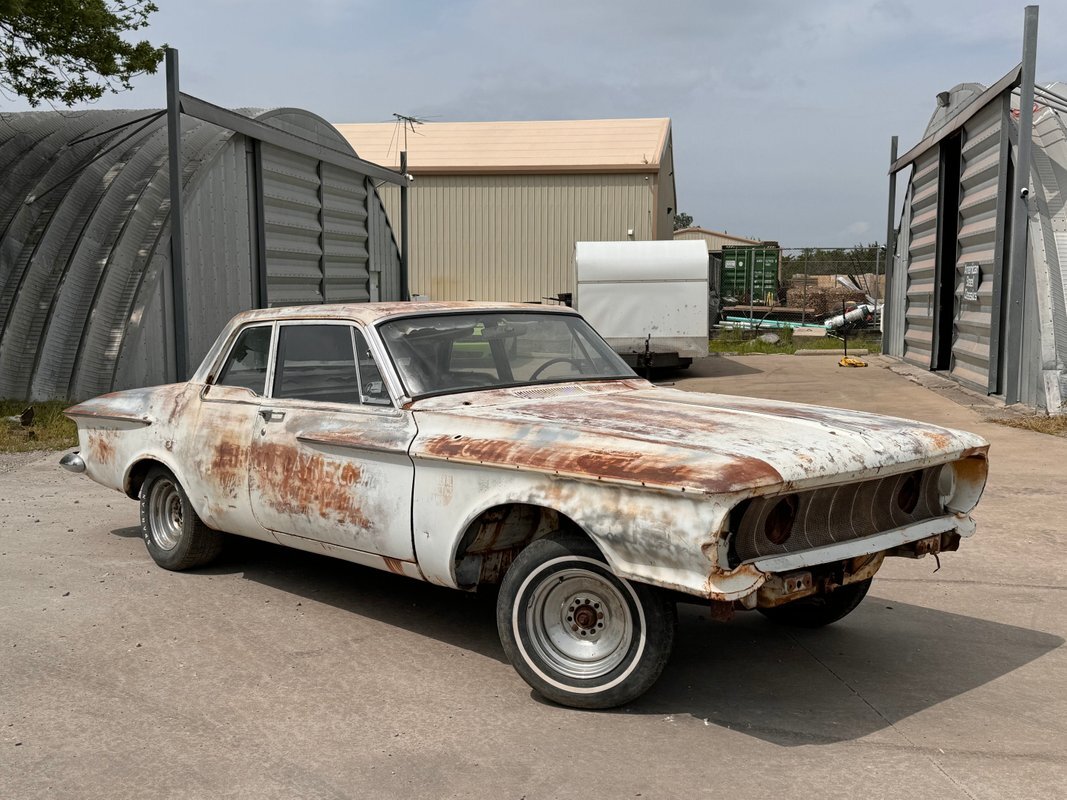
<box><xmin>411</xmin><ymin>456</ymin><xmax>754</xmax><ymax>598</ymax></box>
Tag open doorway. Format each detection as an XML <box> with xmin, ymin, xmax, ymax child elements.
<box><xmin>932</xmin><ymin>131</ymin><xmax>962</xmax><ymax>371</ymax></box>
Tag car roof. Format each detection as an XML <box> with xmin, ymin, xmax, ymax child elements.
<box><xmin>231</xmin><ymin>300</ymin><xmax>576</xmax><ymax>327</ymax></box>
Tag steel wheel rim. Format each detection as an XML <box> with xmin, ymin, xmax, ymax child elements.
<box><xmin>148</xmin><ymin>479</ymin><xmax>183</xmax><ymax>551</ymax></box>
<box><xmin>525</xmin><ymin>567</ymin><xmax>634</xmax><ymax>680</ymax></box>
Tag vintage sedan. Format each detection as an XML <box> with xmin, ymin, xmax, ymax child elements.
<box><xmin>61</xmin><ymin>301</ymin><xmax>989</xmax><ymax>708</ymax></box>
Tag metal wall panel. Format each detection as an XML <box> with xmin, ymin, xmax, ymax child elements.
<box><xmin>903</xmin><ymin>150</ymin><xmax>940</xmax><ymax>366</ymax></box>
<box><xmin>0</xmin><ymin>112</ymin><xmax>152</xmax><ymax>398</ymax></box>
<box><xmin>31</xmin><ymin>121</ymin><xmax>171</xmax><ymax>399</ymax></box>
<box><xmin>375</xmin><ymin>172</ymin><xmax>656</xmax><ymax>302</ymax></box>
<box><xmin>321</xmin><ymin>162</ymin><xmax>370</xmax><ymax>302</ymax></box>
<box><xmin>260</xmin><ymin>145</ymin><xmax>389</xmax><ymax>306</ymax></box>
<box><xmin>885</xmin><ymin>183</ymin><xmax>912</xmax><ymax>357</ymax></box>
<box><xmin>181</xmin><ymin>134</ymin><xmax>253</xmax><ymax>364</ymax></box>
<box><xmin>653</xmin><ymin>135</ymin><xmax>677</xmax><ymax>240</ymax></box>
<box><xmin>366</xmin><ymin>177</ymin><xmax>401</xmax><ymax>302</ymax></box>
<box><xmin>72</xmin><ymin>117</ymin><xmax>232</xmax><ymax>399</ymax></box>
<box><xmin>949</xmin><ymin>101</ymin><xmax>1005</xmax><ymax>390</ymax></box>
<box><xmin>261</xmin><ymin>143</ymin><xmax>325</xmax><ymax>305</ymax></box>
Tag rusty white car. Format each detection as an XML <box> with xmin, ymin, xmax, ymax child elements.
<box><xmin>61</xmin><ymin>302</ymin><xmax>989</xmax><ymax>708</ymax></box>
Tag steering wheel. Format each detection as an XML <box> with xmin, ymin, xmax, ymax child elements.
<box><xmin>529</xmin><ymin>357</ymin><xmax>585</xmax><ymax>380</ymax></box>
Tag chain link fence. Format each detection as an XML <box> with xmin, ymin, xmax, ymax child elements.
<box><xmin>715</xmin><ymin>245</ymin><xmax>885</xmax><ymax>329</ymax></box>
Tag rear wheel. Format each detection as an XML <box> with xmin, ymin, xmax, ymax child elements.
<box><xmin>139</xmin><ymin>467</ymin><xmax>223</xmax><ymax>570</ymax></box>
<box><xmin>758</xmin><ymin>578</ymin><xmax>872</xmax><ymax>628</ymax></box>
<box><xmin>497</xmin><ymin>532</ymin><xmax>676</xmax><ymax>709</ymax></box>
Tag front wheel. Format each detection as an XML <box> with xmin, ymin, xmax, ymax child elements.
<box><xmin>139</xmin><ymin>467</ymin><xmax>223</xmax><ymax>571</ymax></box>
<box><xmin>757</xmin><ymin>578</ymin><xmax>872</xmax><ymax>628</ymax></box>
<box><xmin>497</xmin><ymin>532</ymin><xmax>676</xmax><ymax>709</ymax></box>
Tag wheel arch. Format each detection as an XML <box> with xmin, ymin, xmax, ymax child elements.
<box><xmin>451</xmin><ymin>501</ymin><xmax>604</xmax><ymax>590</ymax></box>
<box><xmin>123</xmin><ymin>453</ymin><xmax>183</xmax><ymax>499</ymax></box>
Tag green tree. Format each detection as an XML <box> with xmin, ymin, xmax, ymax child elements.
<box><xmin>673</xmin><ymin>211</ymin><xmax>694</xmax><ymax>231</ymax></box>
<box><xmin>0</xmin><ymin>0</ymin><xmax>165</xmax><ymax>107</ymax></box>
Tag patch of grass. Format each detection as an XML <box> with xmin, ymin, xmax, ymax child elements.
<box><xmin>989</xmin><ymin>413</ymin><xmax>1067</xmax><ymax>437</ymax></box>
<box><xmin>708</xmin><ymin>328</ymin><xmax>882</xmax><ymax>355</ymax></box>
<box><xmin>0</xmin><ymin>399</ymin><xmax>78</xmax><ymax>452</ymax></box>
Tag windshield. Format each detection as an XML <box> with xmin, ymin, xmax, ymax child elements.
<box><xmin>378</xmin><ymin>311</ymin><xmax>636</xmax><ymax>397</ymax></box>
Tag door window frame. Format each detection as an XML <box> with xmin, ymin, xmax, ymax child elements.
<box><xmin>208</xmin><ymin>321</ymin><xmax>278</xmax><ymax>397</ymax></box>
<box><xmin>264</xmin><ymin>320</ymin><xmax>398</xmax><ymax>413</ymax></box>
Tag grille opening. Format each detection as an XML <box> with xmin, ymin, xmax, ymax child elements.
<box><xmin>731</xmin><ymin>466</ymin><xmax>946</xmax><ymax>563</ymax></box>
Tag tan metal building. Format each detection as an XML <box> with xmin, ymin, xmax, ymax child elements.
<box><xmin>334</xmin><ymin>119</ymin><xmax>676</xmax><ymax>301</ymax></box>
<box><xmin>673</xmin><ymin>227</ymin><xmax>761</xmax><ymax>251</ymax></box>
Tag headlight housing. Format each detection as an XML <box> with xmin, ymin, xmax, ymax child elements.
<box><xmin>940</xmin><ymin>456</ymin><xmax>987</xmax><ymax>513</ymax></box>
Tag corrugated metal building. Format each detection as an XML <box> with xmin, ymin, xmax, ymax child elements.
<box><xmin>885</xmin><ymin>67</ymin><xmax>1067</xmax><ymax>412</ymax></box>
<box><xmin>334</xmin><ymin>118</ymin><xmax>676</xmax><ymax>302</ymax></box>
<box><xmin>673</xmin><ymin>227</ymin><xmax>761</xmax><ymax>251</ymax></box>
<box><xmin>0</xmin><ymin>108</ymin><xmax>401</xmax><ymax>401</ymax></box>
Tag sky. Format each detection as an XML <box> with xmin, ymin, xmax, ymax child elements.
<box><xmin>4</xmin><ymin>0</ymin><xmax>1066</xmax><ymax>248</ymax></box>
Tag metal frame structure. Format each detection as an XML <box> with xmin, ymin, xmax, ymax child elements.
<box><xmin>164</xmin><ymin>48</ymin><xmax>410</xmax><ymax>379</ymax></box>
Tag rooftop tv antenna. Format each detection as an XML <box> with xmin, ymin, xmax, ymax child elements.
<box><xmin>391</xmin><ymin>112</ymin><xmax>426</xmax><ymax>153</ymax></box>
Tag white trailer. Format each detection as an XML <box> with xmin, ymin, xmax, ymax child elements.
<box><xmin>574</xmin><ymin>240</ymin><xmax>709</xmax><ymax>370</ymax></box>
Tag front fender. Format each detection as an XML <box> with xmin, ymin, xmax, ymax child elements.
<box><xmin>411</xmin><ymin>457</ymin><xmax>759</xmax><ymax>599</ymax></box>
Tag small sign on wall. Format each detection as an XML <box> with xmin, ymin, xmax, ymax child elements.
<box><xmin>963</xmin><ymin>263</ymin><xmax>982</xmax><ymax>302</ymax></box>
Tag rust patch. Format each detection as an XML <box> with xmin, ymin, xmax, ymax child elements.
<box><xmin>921</xmin><ymin>430</ymin><xmax>953</xmax><ymax>450</ymax></box>
<box><xmin>420</xmin><ymin>435</ymin><xmax>782</xmax><ymax>495</ymax></box>
<box><xmin>382</xmin><ymin>556</ymin><xmax>406</xmax><ymax>576</ymax></box>
<box><xmin>209</xmin><ymin>439</ymin><xmax>248</xmax><ymax>495</ymax></box>
<box><xmin>250</xmin><ymin>443</ymin><xmax>370</xmax><ymax>529</ymax></box>
<box><xmin>165</xmin><ymin>386</ymin><xmax>193</xmax><ymax>426</ymax></box>
<box><xmin>86</xmin><ymin>429</ymin><xmax>117</xmax><ymax>465</ymax></box>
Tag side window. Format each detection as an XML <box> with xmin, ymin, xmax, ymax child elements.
<box><xmin>353</xmin><ymin>328</ymin><xmax>392</xmax><ymax>406</ymax></box>
<box><xmin>273</xmin><ymin>325</ymin><xmax>360</xmax><ymax>404</ymax></box>
<box><xmin>216</xmin><ymin>326</ymin><xmax>272</xmax><ymax>394</ymax></box>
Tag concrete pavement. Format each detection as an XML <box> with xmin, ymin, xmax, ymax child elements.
<box><xmin>2</xmin><ymin>354</ymin><xmax>1065</xmax><ymax>799</ymax></box>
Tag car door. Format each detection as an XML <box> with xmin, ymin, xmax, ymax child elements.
<box><xmin>248</xmin><ymin>321</ymin><xmax>417</xmax><ymax>561</ymax></box>
<box><xmin>185</xmin><ymin>321</ymin><xmax>277</xmax><ymax>541</ymax></box>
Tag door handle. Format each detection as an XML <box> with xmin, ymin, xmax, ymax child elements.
<box><xmin>259</xmin><ymin>408</ymin><xmax>285</xmax><ymax>422</ymax></box>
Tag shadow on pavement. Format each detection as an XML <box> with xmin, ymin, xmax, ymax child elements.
<box><xmin>187</xmin><ymin>534</ymin><xmax>505</xmax><ymax>663</ymax></box>
<box><xmin>111</xmin><ymin>527</ymin><xmax>1062</xmax><ymax>745</ymax></box>
<box><xmin>682</xmin><ymin>356</ymin><xmax>764</xmax><ymax>379</ymax></box>
<box><xmin>634</xmin><ymin>599</ymin><xmax>1063</xmax><ymax>745</ymax></box>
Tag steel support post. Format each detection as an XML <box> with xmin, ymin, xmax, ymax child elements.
<box><xmin>165</xmin><ymin>48</ymin><xmax>189</xmax><ymax>381</ymax></box>
<box><xmin>883</xmin><ymin>136</ymin><xmax>898</xmax><ymax>331</ymax></box>
<box><xmin>1004</xmin><ymin>5</ymin><xmax>1039</xmax><ymax>404</ymax></box>
<box><xmin>400</xmin><ymin>150</ymin><xmax>411</xmax><ymax>301</ymax></box>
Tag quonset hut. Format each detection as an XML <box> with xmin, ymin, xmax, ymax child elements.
<box><xmin>0</xmin><ymin>108</ymin><xmax>402</xmax><ymax>401</ymax></box>
<box><xmin>885</xmin><ymin>66</ymin><xmax>1067</xmax><ymax>412</ymax></box>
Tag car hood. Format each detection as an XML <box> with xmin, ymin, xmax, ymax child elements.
<box><xmin>410</xmin><ymin>382</ymin><xmax>989</xmax><ymax>495</ymax></box>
